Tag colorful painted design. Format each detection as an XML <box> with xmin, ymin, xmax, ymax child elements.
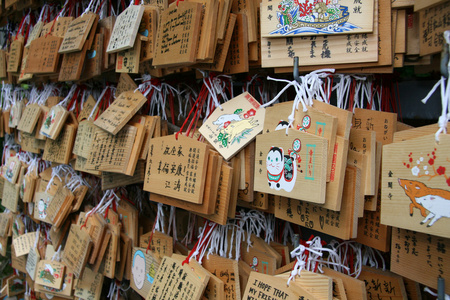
<box><xmin>132</xmin><ymin>250</ymin><xmax>146</xmax><ymax>290</ymax></box>
<box><xmin>37</xmin><ymin>197</ymin><xmax>48</xmax><ymax>220</ymax></box>
<box><xmin>39</xmin><ymin>265</ymin><xmax>57</xmax><ymax>284</ymax></box>
<box><xmin>214</xmin><ymin>108</ymin><xmax>259</xmax><ymax>148</ymax></box>
<box><xmin>272</xmin><ymin>0</ymin><xmax>359</xmax><ymax>35</ymax></box>
<box><xmin>398</xmin><ymin>179</ymin><xmax>450</xmax><ymax>227</ymax></box>
<box><xmin>266</xmin><ymin>139</ymin><xmax>302</xmax><ymax>192</ymax></box>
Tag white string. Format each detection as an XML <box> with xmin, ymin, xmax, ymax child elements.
<box><xmin>33</xmin><ymin>226</ymin><xmax>40</xmax><ymax>249</ymax></box>
<box><xmin>51</xmin><ymin>245</ymin><xmax>62</xmax><ymax>262</ymax></box>
<box><xmin>59</xmin><ymin>85</ymin><xmax>78</xmax><ymax>108</ymax></box>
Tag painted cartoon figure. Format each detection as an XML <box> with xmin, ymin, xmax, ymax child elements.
<box><xmin>277</xmin><ymin>0</ymin><xmax>299</xmax><ymax>27</ymax></box>
<box><xmin>266</xmin><ymin>147</ymin><xmax>297</xmax><ymax>192</ymax></box>
<box><xmin>132</xmin><ymin>250</ymin><xmax>146</xmax><ymax>290</ymax></box>
<box><xmin>37</xmin><ymin>198</ymin><xmax>48</xmax><ymax>219</ymax></box>
<box><xmin>398</xmin><ymin>178</ymin><xmax>450</xmax><ymax>227</ymax></box>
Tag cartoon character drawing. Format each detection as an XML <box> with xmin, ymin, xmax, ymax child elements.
<box><xmin>266</xmin><ymin>147</ymin><xmax>298</xmax><ymax>192</ymax></box>
<box><xmin>213</xmin><ymin>109</ymin><xmax>259</xmax><ymax>147</ymax></box>
<box><xmin>37</xmin><ymin>198</ymin><xmax>48</xmax><ymax>219</ymax></box>
<box><xmin>132</xmin><ymin>250</ymin><xmax>146</xmax><ymax>290</ymax></box>
<box><xmin>398</xmin><ymin>179</ymin><xmax>450</xmax><ymax>227</ymax></box>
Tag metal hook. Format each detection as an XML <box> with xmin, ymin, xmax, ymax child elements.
<box><xmin>293</xmin><ymin>57</ymin><xmax>301</xmax><ymax>84</ymax></box>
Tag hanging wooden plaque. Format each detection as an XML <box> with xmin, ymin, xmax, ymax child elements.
<box><xmin>25</xmin><ymin>36</ymin><xmax>62</xmax><ymax>74</ymax></box>
<box><xmin>238</xmin><ymin>141</ymin><xmax>256</xmax><ymax>202</ymax></box>
<box><xmin>42</xmin><ymin>124</ymin><xmax>76</xmax><ymax>164</ymax></box>
<box><xmin>358</xmin><ymin>266</ymin><xmax>408</xmax><ymax>300</ymax></box>
<box><xmin>0</xmin><ymin>50</ymin><xmax>6</xmax><ymax>78</ymax></box>
<box><xmin>199</xmin><ymin>92</ymin><xmax>265</xmax><ymax>161</ymax></box>
<box><xmin>130</xmin><ymin>247</ymin><xmax>160</xmax><ymax>297</ymax></box>
<box><xmin>391</xmin><ymin>227</ymin><xmax>450</xmax><ymax>295</ymax></box>
<box><xmin>7</xmin><ymin>37</ymin><xmax>24</xmax><ymax>73</ymax></box>
<box><xmin>260</xmin><ymin>0</ymin><xmax>374</xmax><ymax>38</ymax></box>
<box><xmin>275</xmin><ymin>166</ymin><xmax>358</xmax><ymax>239</ymax></box>
<box><xmin>146</xmin><ymin>256</ymin><xmax>207</xmax><ymax>300</ymax></box>
<box><xmin>350</xmin><ymin>128</ymin><xmax>376</xmax><ymax>195</ymax></box>
<box><xmin>152</xmin><ymin>1</ymin><xmax>203</xmax><ymax>67</ymax></box>
<box><xmin>224</xmin><ymin>13</ymin><xmax>249</xmax><ymax>74</ymax></box>
<box><xmin>352</xmin><ymin>108</ymin><xmax>397</xmax><ymax>145</ymax></box>
<box><xmin>41</xmin><ymin>17</ymin><xmax>74</xmax><ymax>38</ymax></box>
<box><xmin>116</xmin><ymin>34</ymin><xmax>143</xmax><ymax>73</ymax></box>
<box><xmin>294</xmin><ymin>105</ymin><xmax>338</xmax><ymax>181</ymax></box>
<box><xmin>144</xmin><ymin>134</ymin><xmax>210</xmax><ymax>203</ymax></box>
<box><xmin>35</xmin><ymin>260</ymin><xmax>65</xmax><ymax>290</ymax></box>
<box><xmin>139</xmin><ymin>230</ymin><xmax>173</xmax><ymax>260</ymax></box>
<box><xmin>18</xmin><ymin>47</ymin><xmax>33</xmax><ymax>82</ymax></box>
<box><xmin>74</xmin><ymin>267</ymin><xmax>104</xmax><ymax>300</ymax></box>
<box><xmin>261</xmin><ymin>0</ymin><xmax>379</xmax><ymax>68</ymax></box>
<box><xmin>94</xmin><ymin>90</ymin><xmax>146</xmax><ymax>135</ymax></box>
<box><xmin>189</xmin><ymin>0</ymin><xmax>219</xmax><ymax>60</ymax></box>
<box><xmin>72</xmin><ymin>120</ymin><xmax>96</xmax><ymax>158</ymax></box>
<box><xmin>254</xmin><ymin>129</ymin><xmax>327</xmax><ymax>204</ymax></box>
<box><xmin>17</xmin><ymin>103</ymin><xmax>41</xmax><ymax>133</ymax></box>
<box><xmin>101</xmin><ymin>160</ymin><xmax>146</xmax><ymax>190</ymax></box>
<box><xmin>195</xmin><ymin>13</ymin><xmax>237</xmax><ymax>72</ymax></box>
<box><xmin>139</xmin><ymin>6</ymin><xmax>159</xmax><ymax>63</ymax></box>
<box><xmin>58</xmin><ymin>12</ymin><xmax>97</xmax><ymax>53</ymax></box>
<box><xmin>322</xmin><ymin>267</ymin><xmax>367</xmax><ymax>300</ymax></box>
<box><xmin>202</xmin><ymin>254</ymin><xmax>241</xmax><ymax>300</ymax></box>
<box><xmin>4</xmin><ymin>156</ymin><xmax>21</xmax><ymax>183</ymax></box>
<box><xmin>106</xmin><ymin>5</ymin><xmax>145</xmax><ymax>53</ymax></box>
<box><xmin>419</xmin><ymin>2</ymin><xmax>450</xmax><ymax>56</ymax></box>
<box><xmin>12</xmin><ymin>231</ymin><xmax>36</xmax><ymax>257</ymax></box>
<box><xmin>85</xmin><ymin>124</ymin><xmax>144</xmax><ymax>175</ymax></box>
<box><xmin>39</xmin><ymin>105</ymin><xmax>69</xmax><ymax>139</ymax></box>
<box><xmin>81</xmin><ymin>33</ymin><xmax>104</xmax><ymax>81</ymax></box>
<box><xmin>62</xmin><ymin>224</ymin><xmax>93</xmax><ymax>278</ymax></box>
<box><xmin>2</xmin><ymin>180</ymin><xmax>20</xmax><ymax>213</ymax></box>
<box><xmin>381</xmin><ymin>134</ymin><xmax>450</xmax><ymax>239</ymax></box>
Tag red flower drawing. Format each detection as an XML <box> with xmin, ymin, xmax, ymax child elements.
<box><xmin>247</xmin><ymin>109</ymin><xmax>256</xmax><ymax>117</ymax></box>
<box><xmin>437</xmin><ymin>166</ymin><xmax>446</xmax><ymax>175</ymax></box>
<box><xmin>223</xmin><ymin>121</ymin><xmax>231</xmax><ymax>128</ymax></box>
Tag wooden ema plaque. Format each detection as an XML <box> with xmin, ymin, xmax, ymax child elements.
<box><xmin>293</xmin><ymin>105</ymin><xmax>338</xmax><ymax>181</ymax></box>
<box><xmin>261</xmin><ymin>0</ymin><xmax>379</xmax><ymax>68</ymax></box>
<box><xmin>25</xmin><ymin>36</ymin><xmax>62</xmax><ymax>74</ymax></box>
<box><xmin>101</xmin><ymin>160</ymin><xmax>145</xmax><ymax>190</ymax></box>
<box><xmin>243</xmin><ymin>271</ymin><xmax>316</xmax><ymax>300</ymax></box>
<box><xmin>172</xmin><ymin>254</ymin><xmax>223</xmax><ymax>300</ymax></box>
<box><xmin>42</xmin><ymin>124</ymin><xmax>77</xmax><ymax>165</ymax></box>
<box><xmin>116</xmin><ymin>73</ymin><xmax>138</xmax><ymax>96</ymax></box>
<box><xmin>352</xmin><ymin>108</ymin><xmax>397</xmax><ymax>145</ymax></box>
<box><xmin>73</xmin><ymin>120</ymin><xmax>96</xmax><ymax>158</ymax></box>
<box><xmin>35</xmin><ymin>260</ymin><xmax>65</xmax><ymax>290</ymax></box>
<box><xmin>39</xmin><ymin>105</ymin><xmax>69</xmax><ymax>139</ymax></box>
<box><xmin>94</xmin><ymin>90</ymin><xmax>147</xmax><ymax>135</ymax></box>
<box><xmin>275</xmin><ymin>166</ymin><xmax>358</xmax><ymax>240</ymax></box>
<box><xmin>81</xmin><ymin>33</ymin><xmax>104</xmax><ymax>81</ymax></box>
<box><xmin>107</xmin><ymin>5</ymin><xmax>145</xmax><ymax>53</ymax></box>
<box><xmin>199</xmin><ymin>92</ymin><xmax>265</xmax><ymax>161</ymax></box>
<box><xmin>381</xmin><ymin>134</ymin><xmax>450</xmax><ymax>239</ymax></box>
<box><xmin>130</xmin><ymin>247</ymin><xmax>161</xmax><ymax>297</ymax></box>
<box><xmin>195</xmin><ymin>13</ymin><xmax>237</xmax><ymax>72</ymax></box>
<box><xmin>152</xmin><ymin>1</ymin><xmax>203</xmax><ymax>68</ymax></box>
<box><xmin>139</xmin><ymin>5</ymin><xmax>159</xmax><ymax>63</ymax></box>
<box><xmin>349</xmin><ymin>128</ymin><xmax>376</xmax><ymax>196</ymax></box>
<box><xmin>223</xmin><ymin>13</ymin><xmax>249</xmax><ymax>74</ymax></box>
<box><xmin>116</xmin><ymin>34</ymin><xmax>143</xmax><ymax>74</ymax></box>
<box><xmin>358</xmin><ymin>266</ymin><xmax>408</xmax><ymax>300</ymax></box>
<box><xmin>74</xmin><ymin>267</ymin><xmax>104</xmax><ymax>300</ymax></box>
<box><xmin>17</xmin><ymin>103</ymin><xmax>41</xmax><ymax>133</ymax></box>
<box><xmin>139</xmin><ymin>230</ymin><xmax>173</xmax><ymax>260</ymax></box>
<box><xmin>419</xmin><ymin>2</ymin><xmax>450</xmax><ymax>56</ymax></box>
<box><xmin>62</xmin><ymin>224</ymin><xmax>93</xmax><ymax>278</ymax></box>
<box><xmin>0</xmin><ymin>50</ymin><xmax>7</xmax><ymax>78</ymax></box>
<box><xmin>254</xmin><ymin>129</ymin><xmax>328</xmax><ymax>204</ymax></box>
<box><xmin>58</xmin><ymin>12</ymin><xmax>97</xmax><ymax>53</ymax></box>
<box><xmin>2</xmin><ymin>180</ymin><xmax>20</xmax><ymax>213</ymax></box>
<box><xmin>12</xmin><ymin>231</ymin><xmax>36</xmax><ymax>257</ymax></box>
<box><xmin>202</xmin><ymin>254</ymin><xmax>241</xmax><ymax>300</ymax></box>
<box><xmin>144</xmin><ymin>134</ymin><xmax>209</xmax><ymax>204</ymax></box>
<box><xmin>260</xmin><ymin>0</ymin><xmax>374</xmax><ymax>38</ymax></box>
<box><xmin>391</xmin><ymin>227</ymin><xmax>450</xmax><ymax>294</ymax></box>
<box><xmin>85</xmin><ymin>124</ymin><xmax>144</xmax><ymax>175</ymax></box>
<box><xmin>7</xmin><ymin>37</ymin><xmax>24</xmax><ymax>73</ymax></box>
<box><xmin>41</xmin><ymin>17</ymin><xmax>74</xmax><ymax>38</ymax></box>
<box><xmin>146</xmin><ymin>256</ymin><xmax>207</xmax><ymax>300</ymax></box>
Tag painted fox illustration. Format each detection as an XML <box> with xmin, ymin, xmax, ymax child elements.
<box><xmin>398</xmin><ymin>178</ymin><xmax>450</xmax><ymax>227</ymax></box>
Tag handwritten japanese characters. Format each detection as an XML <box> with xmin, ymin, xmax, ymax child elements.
<box><xmin>107</xmin><ymin>5</ymin><xmax>145</xmax><ymax>53</ymax></box>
